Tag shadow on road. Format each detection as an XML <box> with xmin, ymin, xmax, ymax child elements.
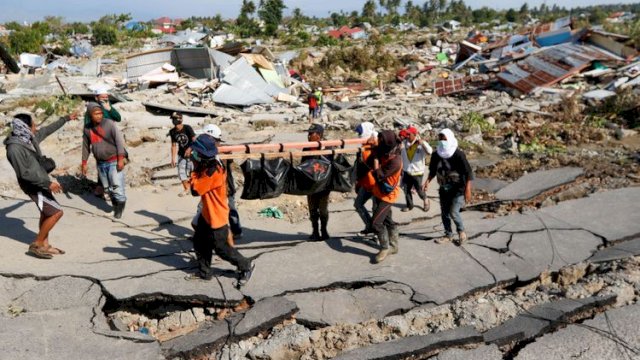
<box><xmin>0</xmin><ymin>200</ymin><xmax>36</xmax><ymax>245</ymax></box>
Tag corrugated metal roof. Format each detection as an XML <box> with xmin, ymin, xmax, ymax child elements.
<box><xmin>126</xmin><ymin>48</ymin><xmax>173</xmax><ymax>80</ymax></box>
<box><xmin>497</xmin><ymin>43</ymin><xmax>613</xmax><ymax>94</ymax></box>
<box><xmin>172</xmin><ymin>47</ymin><xmax>212</xmax><ymax>79</ymax></box>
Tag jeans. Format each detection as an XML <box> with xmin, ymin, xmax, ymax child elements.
<box><xmin>177</xmin><ymin>156</ymin><xmax>194</xmax><ymax>182</ymax></box>
<box><xmin>97</xmin><ymin>161</ymin><xmax>126</xmax><ymax>203</ymax></box>
<box><xmin>439</xmin><ymin>191</ymin><xmax>465</xmax><ymax>237</ymax></box>
<box><xmin>354</xmin><ymin>187</ymin><xmax>373</xmax><ymax>230</ymax></box>
<box><xmin>401</xmin><ymin>172</ymin><xmax>426</xmax><ymax>209</ymax></box>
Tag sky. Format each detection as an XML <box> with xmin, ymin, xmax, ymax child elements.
<box><xmin>0</xmin><ymin>0</ymin><xmax>637</xmax><ymax>23</ymax></box>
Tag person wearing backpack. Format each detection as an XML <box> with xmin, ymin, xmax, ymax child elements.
<box><xmin>423</xmin><ymin>129</ymin><xmax>473</xmax><ymax>245</ymax></box>
<box><xmin>81</xmin><ymin>102</ymin><xmax>127</xmax><ymax>219</ymax></box>
<box><xmin>370</xmin><ymin>130</ymin><xmax>403</xmax><ymax>263</ymax></box>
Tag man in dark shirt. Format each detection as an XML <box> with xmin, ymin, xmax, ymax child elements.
<box><xmin>423</xmin><ymin>129</ymin><xmax>473</xmax><ymax>245</ymax></box>
<box><xmin>304</xmin><ymin>123</ymin><xmax>332</xmax><ymax>241</ymax></box>
<box><xmin>168</xmin><ymin>112</ymin><xmax>196</xmax><ymax>197</ymax></box>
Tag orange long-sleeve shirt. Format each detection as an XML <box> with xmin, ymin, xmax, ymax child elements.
<box><xmin>190</xmin><ymin>166</ymin><xmax>229</xmax><ymax>229</ymax></box>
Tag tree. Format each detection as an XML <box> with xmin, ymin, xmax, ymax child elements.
<box><xmin>92</xmin><ymin>23</ymin><xmax>118</xmax><ymax>45</ymax></box>
<box><xmin>8</xmin><ymin>27</ymin><xmax>44</xmax><ymax>54</ymax></box>
<box><xmin>258</xmin><ymin>0</ymin><xmax>286</xmax><ymax>36</ymax></box>
<box><xmin>362</xmin><ymin>0</ymin><xmax>377</xmax><ymax>23</ymax></box>
<box><xmin>519</xmin><ymin>3</ymin><xmax>530</xmax><ymax>22</ymax></box>
<box><xmin>289</xmin><ymin>7</ymin><xmax>305</xmax><ymax>30</ymax></box>
<box><xmin>505</xmin><ymin>8</ymin><xmax>518</xmax><ymax>22</ymax></box>
<box><xmin>236</xmin><ymin>0</ymin><xmax>259</xmax><ymax>37</ymax></box>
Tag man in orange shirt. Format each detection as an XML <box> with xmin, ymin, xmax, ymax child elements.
<box><xmin>370</xmin><ymin>130</ymin><xmax>403</xmax><ymax>263</ymax></box>
<box><xmin>188</xmin><ymin>134</ymin><xmax>254</xmax><ymax>286</ymax></box>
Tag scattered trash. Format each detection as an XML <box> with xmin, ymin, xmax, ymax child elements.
<box><xmin>258</xmin><ymin>207</ymin><xmax>284</xmax><ymax>219</ymax></box>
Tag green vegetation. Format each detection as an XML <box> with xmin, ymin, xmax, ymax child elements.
<box><xmin>461</xmin><ymin>111</ymin><xmax>493</xmax><ymax>133</ymax></box>
<box><xmin>33</xmin><ymin>96</ymin><xmax>83</xmax><ymax>117</ymax></box>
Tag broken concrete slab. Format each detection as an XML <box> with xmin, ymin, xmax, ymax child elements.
<box><xmin>589</xmin><ymin>237</ymin><xmax>640</xmax><ymax>263</ymax></box>
<box><xmin>515</xmin><ymin>302</ymin><xmax>640</xmax><ymax>360</ymax></box>
<box><xmin>540</xmin><ymin>187</ymin><xmax>640</xmax><ymax>242</ymax></box>
<box><xmin>101</xmin><ymin>269</ymin><xmax>244</xmax><ymax>303</ymax></box>
<box><xmin>469</xmin><ymin>232</ymin><xmax>511</xmax><ymax>252</ymax></box>
<box><xmin>162</xmin><ymin>297</ymin><xmax>297</xmax><ymax>358</ymax></box>
<box><xmin>435</xmin><ymin>344</ymin><xmax>503</xmax><ymax>360</ymax></box>
<box><xmin>505</xmin><ymin>230</ymin><xmax>603</xmax><ymax>281</ymax></box>
<box><xmin>484</xmin><ymin>295</ymin><xmax>616</xmax><ymax>346</ymax></box>
<box><xmin>473</xmin><ymin>178</ymin><xmax>509</xmax><ymax>194</ymax></box>
<box><xmin>0</xmin><ymin>276</ymin><xmax>162</xmax><ymax>360</ymax></box>
<box><xmin>233</xmin><ymin>297</ymin><xmax>298</xmax><ymax>337</ymax></box>
<box><xmin>161</xmin><ymin>315</ymin><xmax>234</xmax><ymax>358</ymax></box>
<box><xmin>284</xmin><ymin>283</ymin><xmax>415</xmax><ymax>327</ymax></box>
<box><xmin>334</xmin><ymin>326</ymin><xmax>483</xmax><ymax>360</ymax></box>
<box><xmin>495</xmin><ymin>167</ymin><xmax>584</xmax><ymax>201</ymax></box>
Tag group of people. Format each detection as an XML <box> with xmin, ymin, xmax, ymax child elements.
<box><xmin>345</xmin><ymin>121</ymin><xmax>473</xmax><ymax>262</ymax></box>
<box><xmin>3</xmin><ymin>86</ymin><xmax>472</xmax><ymax>285</ymax></box>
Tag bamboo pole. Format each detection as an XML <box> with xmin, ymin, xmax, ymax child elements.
<box><xmin>216</xmin><ymin>138</ymin><xmax>368</xmax><ymax>156</ymax></box>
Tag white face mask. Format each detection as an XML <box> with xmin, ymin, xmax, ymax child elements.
<box><xmin>438</xmin><ymin>140</ymin><xmax>448</xmax><ymax>148</ymax></box>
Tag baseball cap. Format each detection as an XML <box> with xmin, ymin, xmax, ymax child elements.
<box><xmin>307</xmin><ymin>123</ymin><xmax>324</xmax><ymax>135</ymax></box>
<box><xmin>399</xmin><ymin>129</ymin><xmax>409</xmax><ymax>139</ymax></box>
<box><xmin>406</xmin><ymin>126</ymin><xmax>418</xmax><ymax>135</ymax></box>
<box><xmin>203</xmin><ymin>124</ymin><xmax>222</xmax><ymax>141</ymax></box>
<box><xmin>191</xmin><ymin>134</ymin><xmax>218</xmax><ymax>160</ymax></box>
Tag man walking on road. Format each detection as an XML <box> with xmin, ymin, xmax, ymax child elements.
<box><xmin>188</xmin><ymin>134</ymin><xmax>254</xmax><ymax>287</ymax></box>
<box><xmin>423</xmin><ymin>129</ymin><xmax>473</xmax><ymax>245</ymax></box>
<box><xmin>82</xmin><ymin>103</ymin><xmax>128</xmax><ymax>219</ymax></box>
<box><xmin>304</xmin><ymin>124</ymin><xmax>331</xmax><ymax>241</ymax></box>
<box><xmin>353</xmin><ymin>121</ymin><xmax>378</xmax><ymax>236</ymax></box>
<box><xmin>169</xmin><ymin>112</ymin><xmax>196</xmax><ymax>197</ymax></box>
<box><xmin>5</xmin><ymin>112</ymin><xmax>78</xmax><ymax>259</ymax></box>
<box><xmin>400</xmin><ymin>126</ymin><xmax>432</xmax><ymax>212</ymax></box>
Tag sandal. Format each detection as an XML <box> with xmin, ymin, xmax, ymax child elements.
<box><xmin>45</xmin><ymin>245</ymin><xmax>66</xmax><ymax>255</ymax></box>
<box><xmin>28</xmin><ymin>244</ymin><xmax>53</xmax><ymax>259</ymax></box>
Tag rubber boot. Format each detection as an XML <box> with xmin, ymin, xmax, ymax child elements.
<box><xmin>309</xmin><ymin>217</ymin><xmax>320</xmax><ymax>241</ymax></box>
<box><xmin>388</xmin><ymin>226</ymin><xmax>399</xmax><ymax>254</ymax></box>
<box><xmin>375</xmin><ymin>230</ymin><xmax>390</xmax><ymax>263</ymax></box>
<box><xmin>113</xmin><ymin>201</ymin><xmax>126</xmax><ymax>219</ymax></box>
<box><xmin>320</xmin><ymin>215</ymin><xmax>330</xmax><ymax>240</ymax></box>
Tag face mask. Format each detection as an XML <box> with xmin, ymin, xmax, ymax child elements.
<box><xmin>191</xmin><ymin>151</ymin><xmax>200</xmax><ymax>162</ymax></box>
<box><xmin>438</xmin><ymin>140</ymin><xmax>448</xmax><ymax>148</ymax></box>
<box><xmin>172</xmin><ymin>119</ymin><xmax>182</xmax><ymax>126</ymax></box>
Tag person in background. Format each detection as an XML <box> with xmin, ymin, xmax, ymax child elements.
<box><xmin>370</xmin><ymin>130</ymin><xmax>403</xmax><ymax>263</ymax></box>
<box><xmin>423</xmin><ymin>129</ymin><xmax>473</xmax><ymax>245</ymax></box>
<box><xmin>314</xmin><ymin>87</ymin><xmax>324</xmax><ymax>118</ymax></box>
<box><xmin>169</xmin><ymin>112</ymin><xmax>196</xmax><ymax>197</ymax></box>
<box><xmin>307</xmin><ymin>91</ymin><xmax>318</xmax><ymax>120</ymax></box>
<box><xmin>187</xmin><ymin>134</ymin><xmax>254</xmax><ymax>287</ymax></box>
<box><xmin>82</xmin><ymin>103</ymin><xmax>127</xmax><ymax>219</ymax></box>
<box><xmin>353</xmin><ymin>121</ymin><xmax>378</xmax><ymax>236</ymax></box>
<box><xmin>400</xmin><ymin>126</ymin><xmax>432</xmax><ymax>212</ymax></box>
<box><xmin>5</xmin><ymin>111</ymin><xmax>78</xmax><ymax>259</ymax></box>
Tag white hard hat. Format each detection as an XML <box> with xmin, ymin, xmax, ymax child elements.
<box><xmin>92</xmin><ymin>85</ymin><xmax>110</xmax><ymax>96</ymax></box>
<box><xmin>203</xmin><ymin>124</ymin><xmax>222</xmax><ymax>140</ymax></box>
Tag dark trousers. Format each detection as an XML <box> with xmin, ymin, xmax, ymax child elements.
<box><xmin>228</xmin><ymin>195</ymin><xmax>242</xmax><ymax>236</ymax></box>
<box><xmin>401</xmin><ymin>172</ymin><xmax>426</xmax><ymax>209</ymax></box>
<box><xmin>193</xmin><ymin>218</ymin><xmax>251</xmax><ymax>278</ymax></box>
<box><xmin>307</xmin><ymin>190</ymin><xmax>330</xmax><ymax>224</ymax></box>
<box><xmin>371</xmin><ymin>198</ymin><xmax>395</xmax><ymax>249</ymax></box>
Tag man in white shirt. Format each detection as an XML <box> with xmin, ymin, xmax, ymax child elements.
<box><xmin>400</xmin><ymin>126</ymin><xmax>433</xmax><ymax>212</ymax></box>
